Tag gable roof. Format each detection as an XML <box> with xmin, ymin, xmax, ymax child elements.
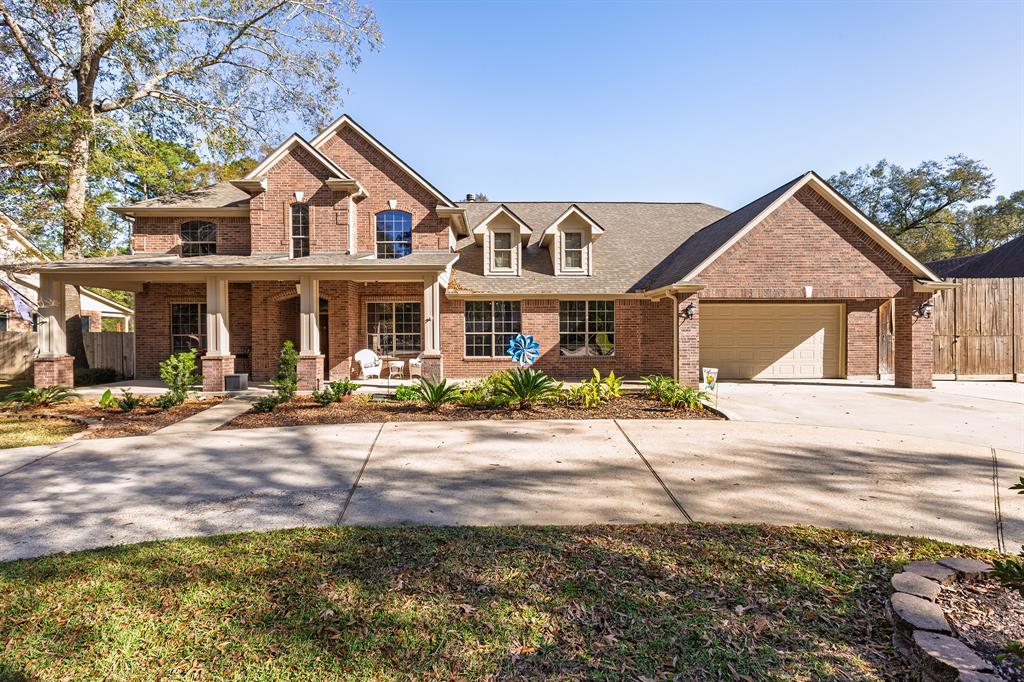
<box><xmin>310</xmin><ymin>114</ymin><xmax>458</xmax><ymax>208</ymax></box>
<box><xmin>539</xmin><ymin>204</ymin><xmax>606</xmax><ymax>244</ymax></box>
<box><xmin>641</xmin><ymin>171</ymin><xmax>941</xmax><ymax>291</ymax></box>
<box><xmin>472</xmin><ymin>204</ymin><xmax>533</xmax><ymax>242</ymax></box>
<box><xmin>451</xmin><ymin>201</ymin><xmax>728</xmax><ymax>295</ymax></box>
<box><xmin>927</xmin><ymin>235</ymin><xmax>1024</xmax><ymax>278</ymax></box>
<box><xmin>235</xmin><ymin>133</ymin><xmax>353</xmax><ymax>188</ymax></box>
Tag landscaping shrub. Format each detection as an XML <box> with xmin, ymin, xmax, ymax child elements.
<box><xmin>273</xmin><ymin>341</ymin><xmax>299</xmax><ymax>401</ymax></box>
<box><xmin>457</xmin><ymin>380</ymin><xmax>487</xmax><ymax>407</ymax></box>
<box><xmin>328</xmin><ymin>380</ymin><xmax>357</xmax><ymax>400</ymax></box>
<box><xmin>565</xmin><ymin>369</ymin><xmax>623</xmax><ymax>408</ymax></box>
<box><xmin>1</xmin><ymin>386</ymin><xmax>79</xmax><ymax>410</ymax></box>
<box><xmin>641</xmin><ymin>374</ymin><xmax>709</xmax><ymax>411</ymax></box>
<box><xmin>411</xmin><ymin>377</ymin><xmax>461</xmax><ymax>409</ymax></box>
<box><xmin>994</xmin><ymin>476</ymin><xmax>1024</xmax><ymax>599</ymax></box>
<box><xmin>393</xmin><ymin>385</ymin><xmax>418</xmax><ymax>402</ymax></box>
<box><xmin>159</xmin><ymin>349</ymin><xmax>199</xmax><ymax>406</ymax></box>
<box><xmin>98</xmin><ymin>388</ymin><xmax>117</xmax><ymax>409</ymax></box>
<box><xmin>641</xmin><ymin>374</ymin><xmax>674</xmax><ymax>401</ymax></box>
<box><xmin>494</xmin><ymin>368</ymin><xmax>562</xmax><ymax>408</ymax></box>
<box><xmin>310</xmin><ymin>387</ymin><xmax>336</xmax><ymax>406</ymax></box>
<box><xmin>73</xmin><ymin>367</ymin><xmax>119</xmax><ymax>386</ymax></box>
<box><xmin>151</xmin><ymin>392</ymin><xmax>183</xmax><ymax>410</ymax></box>
<box><xmin>251</xmin><ymin>395</ymin><xmax>280</xmax><ymax>413</ymax></box>
<box><xmin>115</xmin><ymin>389</ymin><xmax>145</xmax><ymax>412</ymax></box>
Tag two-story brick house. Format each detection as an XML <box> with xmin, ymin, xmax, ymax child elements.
<box><xmin>25</xmin><ymin>115</ymin><xmax>951</xmax><ymax>391</ymax></box>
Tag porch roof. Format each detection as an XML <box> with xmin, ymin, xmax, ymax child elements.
<box><xmin>17</xmin><ymin>251</ymin><xmax>458</xmax><ymax>282</ymax></box>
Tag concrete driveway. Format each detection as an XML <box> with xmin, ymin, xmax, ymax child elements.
<box><xmin>1</xmin><ymin>414</ymin><xmax>1018</xmax><ymax>561</ymax></box>
<box><xmin>715</xmin><ymin>379</ymin><xmax>1023</xmax><ymax>453</ymax></box>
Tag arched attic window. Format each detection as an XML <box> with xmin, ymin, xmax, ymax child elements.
<box><xmin>375</xmin><ymin>210</ymin><xmax>412</xmax><ymax>259</ymax></box>
<box><xmin>180</xmin><ymin>221</ymin><xmax>216</xmax><ymax>256</ymax></box>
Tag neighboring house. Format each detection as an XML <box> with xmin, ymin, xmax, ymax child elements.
<box><xmin>0</xmin><ymin>213</ymin><xmax>134</xmax><ymax>333</ymax></box>
<box><xmin>22</xmin><ymin>116</ymin><xmax>950</xmax><ymax>391</ymax></box>
<box><xmin>928</xmin><ymin>235</ymin><xmax>1024</xmax><ymax>278</ymax></box>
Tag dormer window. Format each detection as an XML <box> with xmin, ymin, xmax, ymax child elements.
<box><xmin>180</xmin><ymin>221</ymin><xmax>216</xmax><ymax>256</ymax></box>
<box><xmin>376</xmin><ymin>210</ymin><xmax>412</xmax><ymax>259</ymax></box>
<box><xmin>563</xmin><ymin>231</ymin><xmax>584</xmax><ymax>270</ymax></box>
<box><xmin>492</xmin><ymin>231</ymin><xmax>514</xmax><ymax>271</ymax></box>
<box><xmin>291</xmin><ymin>204</ymin><xmax>310</xmax><ymax>258</ymax></box>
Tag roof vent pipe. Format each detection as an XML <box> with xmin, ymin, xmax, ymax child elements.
<box><xmin>465</xmin><ymin>193</ymin><xmax>475</xmax><ymax>202</ymax></box>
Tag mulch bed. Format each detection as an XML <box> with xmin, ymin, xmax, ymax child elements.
<box><xmin>6</xmin><ymin>398</ymin><xmax>223</xmax><ymax>439</ymax></box>
<box><xmin>936</xmin><ymin>576</ymin><xmax>1024</xmax><ymax>679</ymax></box>
<box><xmin>221</xmin><ymin>394</ymin><xmax>720</xmax><ymax>430</ymax></box>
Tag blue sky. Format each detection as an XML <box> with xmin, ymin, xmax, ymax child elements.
<box><xmin>303</xmin><ymin>0</ymin><xmax>1022</xmax><ymax>210</ymax></box>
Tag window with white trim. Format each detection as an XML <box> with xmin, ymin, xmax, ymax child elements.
<box><xmin>376</xmin><ymin>210</ymin><xmax>412</xmax><ymax>259</ymax></box>
<box><xmin>465</xmin><ymin>301</ymin><xmax>521</xmax><ymax>357</ymax></box>
<box><xmin>291</xmin><ymin>204</ymin><xmax>310</xmax><ymax>257</ymax></box>
<box><xmin>563</xmin><ymin>231</ymin><xmax>584</xmax><ymax>270</ymax></box>
<box><xmin>491</xmin><ymin>231</ymin><xmax>513</xmax><ymax>271</ymax></box>
<box><xmin>559</xmin><ymin>300</ymin><xmax>614</xmax><ymax>356</ymax></box>
<box><xmin>171</xmin><ymin>303</ymin><xmax>206</xmax><ymax>354</ymax></box>
<box><xmin>366</xmin><ymin>301</ymin><xmax>421</xmax><ymax>355</ymax></box>
<box><xmin>180</xmin><ymin>220</ymin><xmax>217</xmax><ymax>256</ymax></box>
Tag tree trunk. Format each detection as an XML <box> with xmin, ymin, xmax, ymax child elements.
<box><xmin>62</xmin><ymin>123</ymin><xmax>90</xmax><ymax>367</ymax></box>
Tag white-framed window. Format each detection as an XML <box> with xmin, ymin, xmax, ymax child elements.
<box><xmin>559</xmin><ymin>300</ymin><xmax>614</xmax><ymax>356</ymax></box>
<box><xmin>491</xmin><ymin>231</ymin><xmax>514</xmax><ymax>271</ymax></box>
<box><xmin>366</xmin><ymin>301</ymin><xmax>421</xmax><ymax>355</ymax></box>
<box><xmin>376</xmin><ymin>210</ymin><xmax>413</xmax><ymax>259</ymax></box>
<box><xmin>291</xmin><ymin>203</ymin><xmax>310</xmax><ymax>257</ymax></box>
<box><xmin>171</xmin><ymin>303</ymin><xmax>206</xmax><ymax>355</ymax></box>
<box><xmin>563</xmin><ymin>230</ymin><xmax>584</xmax><ymax>270</ymax></box>
<box><xmin>465</xmin><ymin>301</ymin><xmax>521</xmax><ymax>357</ymax></box>
<box><xmin>180</xmin><ymin>220</ymin><xmax>217</xmax><ymax>256</ymax></box>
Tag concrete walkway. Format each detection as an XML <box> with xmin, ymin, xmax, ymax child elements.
<box><xmin>152</xmin><ymin>394</ymin><xmax>264</xmax><ymax>435</ymax></box>
<box><xmin>0</xmin><ymin>418</ymin><xmax>1018</xmax><ymax>562</ymax></box>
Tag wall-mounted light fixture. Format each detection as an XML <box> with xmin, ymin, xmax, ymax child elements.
<box><xmin>681</xmin><ymin>302</ymin><xmax>697</xmax><ymax>320</ymax></box>
<box><xmin>917</xmin><ymin>301</ymin><xmax>934</xmax><ymax>319</ymax></box>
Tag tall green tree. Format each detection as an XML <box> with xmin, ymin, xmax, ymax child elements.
<box><xmin>829</xmin><ymin>156</ymin><xmax>1023</xmax><ymax>262</ymax></box>
<box><xmin>0</xmin><ymin>0</ymin><xmax>381</xmax><ymax>259</ymax></box>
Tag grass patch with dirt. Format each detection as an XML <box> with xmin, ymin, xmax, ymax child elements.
<box><xmin>2</xmin><ymin>398</ymin><xmax>222</xmax><ymax>440</ymax></box>
<box><xmin>0</xmin><ymin>417</ymin><xmax>81</xmax><ymax>448</ymax></box>
<box><xmin>0</xmin><ymin>524</ymin><xmax>999</xmax><ymax>680</ymax></box>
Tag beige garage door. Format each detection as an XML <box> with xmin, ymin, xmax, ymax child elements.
<box><xmin>700</xmin><ymin>303</ymin><xmax>844</xmax><ymax>379</ymax></box>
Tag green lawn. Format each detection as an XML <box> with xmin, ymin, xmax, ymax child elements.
<box><xmin>0</xmin><ymin>417</ymin><xmax>81</xmax><ymax>448</ymax></box>
<box><xmin>0</xmin><ymin>524</ymin><xmax>997</xmax><ymax>681</ymax></box>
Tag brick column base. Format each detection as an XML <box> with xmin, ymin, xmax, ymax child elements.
<box><xmin>894</xmin><ymin>295</ymin><xmax>934</xmax><ymax>389</ymax></box>
<box><xmin>297</xmin><ymin>355</ymin><xmax>324</xmax><ymax>391</ymax></box>
<box><xmin>419</xmin><ymin>352</ymin><xmax>443</xmax><ymax>381</ymax></box>
<box><xmin>34</xmin><ymin>356</ymin><xmax>75</xmax><ymax>388</ymax></box>
<box><xmin>677</xmin><ymin>294</ymin><xmax>700</xmax><ymax>386</ymax></box>
<box><xmin>201</xmin><ymin>355</ymin><xmax>235</xmax><ymax>393</ymax></box>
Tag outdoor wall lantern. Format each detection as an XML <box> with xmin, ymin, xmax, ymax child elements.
<box><xmin>682</xmin><ymin>302</ymin><xmax>697</xmax><ymax>320</ymax></box>
<box><xmin>917</xmin><ymin>301</ymin><xmax>934</xmax><ymax>318</ymax></box>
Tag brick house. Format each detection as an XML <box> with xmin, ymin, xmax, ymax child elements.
<box><xmin>25</xmin><ymin>115</ymin><xmax>951</xmax><ymax>391</ymax></box>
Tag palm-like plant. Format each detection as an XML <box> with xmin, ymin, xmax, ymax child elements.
<box><xmin>495</xmin><ymin>368</ymin><xmax>562</xmax><ymax>408</ymax></box>
<box><xmin>2</xmin><ymin>386</ymin><xmax>79</xmax><ymax>410</ymax></box>
<box><xmin>412</xmin><ymin>376</ymin><xmax>461</xmax><ymax>409</ymax></box>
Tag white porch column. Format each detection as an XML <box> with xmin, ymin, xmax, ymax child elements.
<box><xmin>205</xmin><ymin>276</ymin><xmax>230</xmax><ymax>356</ymax></box>
<box><xmin>38</xmin><ymin>275</ymin><xmax>67</xmax><ymax>358</ymax></box>
<box><xmin>422</xmin><ymin>274</ymin><xmax>441</xmax><ymax>354</ymax></box>
<box><xmin>298</xmin><ymin>276</ymin><xmax>320</xmax><ymax>356</ymax></box>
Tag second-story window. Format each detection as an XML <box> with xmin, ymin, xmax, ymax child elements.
<box><xmin>291</xmin><ymin>203</ymin><xmax>310</xmax><ymax>258</ymax></box>
<box><xmin>563</xmin><ymin>231</ymin><xmax>584</xmax><ymax>270</ymax></box>
<box><xmin>492</xmin><ymin>231</ymin><xmax>513</xmax><ymax>270</ymax></box>
<box><xmin>376</xmin><ymin>210</ymin><xmax>412</xmax><ymax>259</ymax></box>
<box><xmin>180</xmin><ymin>221</ymin><xmax>216</xmax><ymax>256</ymax></box>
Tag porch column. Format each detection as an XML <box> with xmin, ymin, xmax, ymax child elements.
<box><xmin>894</xmin><ymin>294</ymin><xmax>934</xmax><ymax>389</ymax></box>
<box><xmin>201</xmin><ymin>276</ymin><xmax>234</xmax><ymax>393</ymax></box>
<box><xmin>297</xmin><ymin>276</ymin><xmax>323</xmax><ymax>390</ymax></box>
<box><xmin>420</xmin><ymin>273</ymin><xmax>443</xmax><ymax>380</ymax></box>
<box><xmin>675</xmin><ymin>293</ymin><xmax>700</xmax><ymax>386</ymax></box>
<box><xmin>34</xmin><ymin>275</ymin><xmax>74</xmax><ymax>387</ymax></box>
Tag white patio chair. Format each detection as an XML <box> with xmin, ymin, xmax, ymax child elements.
<box><xmin>354</xmin><ymin>348</ymin><xmax>382</xmax><ymax>380</ymax></box>
<box><xmin>408</xmin><ymin>355</ymin><xmax>424</xmax><ymax>379</ymax></box>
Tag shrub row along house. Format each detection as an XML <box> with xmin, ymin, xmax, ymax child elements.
<box><xmin>22</xmin><ymin>116</ymin><xmax>951</xmax><ymax>391</ymax></box>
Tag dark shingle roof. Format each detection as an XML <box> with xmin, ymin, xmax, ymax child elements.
<box><xmin>119</xmin><ymin>182</ymin><xmax>250</xmax><ymax>210</ymax></box>
<box><xmin>928</xmin><ymin>235</ymin><xmax>1024</xmax><ymax>278</ymax></box>
<box><xmin>452</xmin><ymin>202</ymin><xmax>729</xmax><ymax>294</ymax></box>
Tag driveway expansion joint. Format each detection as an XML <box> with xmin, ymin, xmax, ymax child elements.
<box><xmin>613</xmin><ymin>419</ymin><xmax>693</xmax><ymax>523</ymax></box>
<box><xmin>336</xmin><ymin>422</ymin><xmax>384</xmax><ymax>525</ymax></box>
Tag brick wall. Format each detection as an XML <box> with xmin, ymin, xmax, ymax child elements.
<box><xmin>440</xmin><ymin>296</ymin><xmax>675</xmax><ymax>380</ymax></box>
<box><xmin>248</xmin><ymin>147</ymin><xmax>349</xmax><ymax>255</ymax></box>
<box><xmin>318</xmin><ymin>126</ymin><xmax>450</xmax><ymax>253</ymax></box>
<box><xmin>846</xmin><ymin>300</ymin><xmax>880</xmax><ymax>378</ymax></box>
<box><xmin>698</xmin><ymin>186</ymin><xmax>912</xmax><ymax>300</ymax></box>
<box><xmin>676</xmin><ymin>294</ymin><xmax>700</xmax><ymax>385</ymax></box>
<box><xmin>894</xmin><ymin>294</ymin><xmax>934</xmax><ymax>389</ymax></box>
<box><xmin>133</xmin><ymin>216</ymin><xmax>250</xmax><ymax>255</ymax></box>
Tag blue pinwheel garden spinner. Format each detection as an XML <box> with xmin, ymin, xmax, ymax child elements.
<box><xmin>507</xmin><ymin>333</ymin><xmax>540</xmax><ymax>367</ymax></box>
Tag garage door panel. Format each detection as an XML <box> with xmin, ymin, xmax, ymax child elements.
<box><xmin>700</xmin><ymin>304</ymin><xmax>844</xmax><ymax>380</ymax></box>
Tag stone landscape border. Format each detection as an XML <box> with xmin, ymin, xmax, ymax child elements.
<box><xmin>886</xmin><ymin>556</ymin><xmax>1004</xmax><ymax>681</ymax></box>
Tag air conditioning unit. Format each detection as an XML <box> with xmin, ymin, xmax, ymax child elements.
<box><xmin>224</xmin><ymin>373</ymin><xmax>249</xmax><ymax>391</ymax></box>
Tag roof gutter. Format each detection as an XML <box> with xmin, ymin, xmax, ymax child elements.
<box><xmin>913</xmin><ymin>278</ymin><xmax>960</xmax><ymax>293</ymax></box>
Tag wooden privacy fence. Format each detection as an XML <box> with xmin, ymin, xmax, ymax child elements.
<box><xmin>932</xmin><ymin>277</ymin><xmax>1023</xmax><ymax>380</ymax></box>
<box><xmin>0</xmin><ymin>331</ymin><xmax>36</xmax><ymax>378</ymax></box>
<box><xmin>83</xmin><ymin>331</ymin><xmax>135</xmax><ymax>378</ymax></box>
